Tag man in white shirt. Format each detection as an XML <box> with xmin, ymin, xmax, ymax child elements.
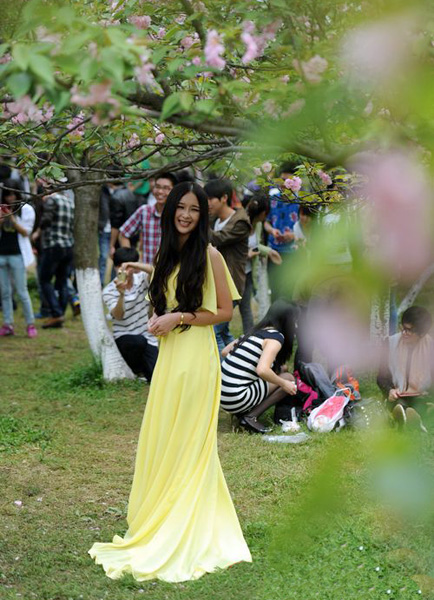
<box><xmin>103</xmin><ymin>248</ymin><xmax>158</xmax><ymax>380</ymax></box>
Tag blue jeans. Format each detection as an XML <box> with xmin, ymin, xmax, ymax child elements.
<box><xmin>0</xmin><ymin>254</ymin><xmax>35</xmax><ymax>325</ymax></box>
<box><xmin>98</xmin><ymin>231</ymin><xmax>111</xmax><ymax>285</ymax></box>
<box><xmin>39</xmin><ymin>245</ymin><xmax>74</xmax><ymax>318</ymax></box>
<box><xmin>214</xmin><ymin>321</ymin><xmax>234</xmax><ymax>358</ymax></box>
<box><xmin>214</xmin><ymin>300</ymin><xmax>238</xmax><ymax>358</ymax></box>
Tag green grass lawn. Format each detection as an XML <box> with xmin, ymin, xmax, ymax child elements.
<box><xmin>1</xmin><ymin>295</ymin><xmax>434</xmax><ymax>600</ymax></box>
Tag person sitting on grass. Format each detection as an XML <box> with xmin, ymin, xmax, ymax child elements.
<box><xmin>220</xmin><ymin>300</ymin><xmax>298</xmax><ymax>433</ymax></box>
<box><xmin>102</xmin><ymin>247</ymin><xmax>158</xmax><ymax>381</ymax></box>
<box><xmin>377</xmin><ymin>305</ymin><xmax>434</xmax><ymax>431</ymax></box>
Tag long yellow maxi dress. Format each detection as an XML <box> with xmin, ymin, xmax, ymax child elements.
<box><xmin>89</xmin><ymin>250</ymin><xmax>252</xmax><ymax>582</ymax></box>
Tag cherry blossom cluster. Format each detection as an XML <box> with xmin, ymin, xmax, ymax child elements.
<box><xmin>4</xmin><ymin>96</ymin><xmax>54</xmax><ymax>125</ymax></box>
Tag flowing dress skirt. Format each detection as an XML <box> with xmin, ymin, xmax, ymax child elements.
<box><xmin>89</xmin><ymin>323</ymin><xmax>252</xmax><ymax>582</ymax></box>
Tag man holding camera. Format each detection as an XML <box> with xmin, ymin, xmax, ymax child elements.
<box><xmin>103</xmin><ymin>247</ymin><xmax>158</xmax><ymax>381</ymax></box>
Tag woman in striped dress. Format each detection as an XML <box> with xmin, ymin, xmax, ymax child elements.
<box><xmin>221</xmin><ymin>300</ymin><xmax>298</xmax><ymax>433</ymax></box>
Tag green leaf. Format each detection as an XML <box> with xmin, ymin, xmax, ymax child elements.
<box><xmin>167</xmin><ymin>58</ymin><xmax>185</xmax><ymax>75</ymax></box>
<box><xmin>195</xmin><ymin>99</ymin><xmax>215</xmax><ymax>115</ymax></box>
<box><xmin>100</xmin><ymin>48</ymin><xmax>124</xmax><ymax>81</ymax></box>
<box><xmin>29</xmin><ymin>54</ymin><xmax>55</xmax><ymax>85</ymax></box>
<box><xmin>160</xmin><ymin>93</ymin><xmax>183</xmax><ymax>120</ymax></box>
<box><xmin>7</xmin><ymin>73</ymin><xmax>32</xmax><ymax>98</ymax></box>
<box><xmin>12</xmin><ymin>44</ymin><xmax>31</xmax><ymax>69</ymax></box>
<box><xmin>152</xmin><ymin>46</ymin><xmax>169</xmax><ymax>66</ymax></box>
<box><xmin>0</xmin><ymin>43</ymin><xmax>9</xmax><ymax>58</ymax></box>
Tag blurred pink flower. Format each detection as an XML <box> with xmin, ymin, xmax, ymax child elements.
<box><xmin>241</xmin><ymin>32</ymin><xmax>260</xmax><ymax>64</ymax></box>
<box><xmin>175</xmin><ymin>14</ymin><xmax>186</xmax><ymax>25</ymax></box>
<box><xmin>318</xmin><ymin>170</ymin><xmax>332</xmax><ymax>186</ymax></box>
<box><xmin>67</xmin><ymin>111</ymin><xmax>86</xmax><ymax>137</ymax></box>
<box><xmin>192</xmin><ymin>56</ymin><xmax>201</xmax><ymax>66</ymax></box>
<box><xmin>204</xmin><ymin>30</ymin><xmax>226</xmax><ymax>69</ymax></box>
<box><xmin>129</xmin><ymin>15</ymin><xmax>151</xmax><ymax>29</ymax></box>
<box><xmin>157</xmin><ymin>27</ymin><xmax>166</xmax><ymax>39</ymax></box>
<box><xmin>181</xmin><ymin>36</ymin><xmax>195</xmax><ymax>50</ymax></box>
<box><xmin>293</xmin><ymin>54</ymin><xmax>328</xmax><ymax>84</ymax></box>
<box><xmin>127</xmin><ymin>133</ymin><xmax>141</xmax><ymax>148</ymax></box>
<box><xmin>71</xmin><ymin>81</ymin><xmax>116</xmax><ymax>107</ymax></box>
<box><xmin>355</xmin><ymin>150</ymin><xmax>433</xmax><ymax>281</ymax></box>
<box><xmin>261</xmin><ymin>161</ymin><xmax>273</xmax><ymax>173</ymax></box>
<box><xmin>154</xmin><ymin>133</ymin><xmax>165</xmax><ymax>144</ymax></box>
<box><xmin>5</xmin><ymin>96</ymin><xmax>53</xmax><ymax>125</ymax></box>
<box><xmin>284</xmin><ymin>176</ymin><xmax>302</xmax><ymax>192</ymax></box>
<box><xmin>280</xmin><ymin>74</ymin><xmax>290</xmax><ymax>83</ymax></box>
<box><xmin>134</xmin><ymin>55</ymin><xmax>155</xmax><ymax>86</ymax></box>
<box><xmin>341</xmin><ymin>19</ymin><xmax>410</xmax><ymax>86</ymax></box>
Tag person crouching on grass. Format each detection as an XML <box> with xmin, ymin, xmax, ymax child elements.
<box><xmin>220</xmin><ymin>300</ymin><xmax>298</xmax><ymax>433</ymax></box>
<box><xmin>102</xmin><ymin>247</ymin><xmax>158</xmax><ymax>381</ymax></box>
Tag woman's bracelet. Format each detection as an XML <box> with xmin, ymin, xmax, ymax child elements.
<box><xmin>179</xmin><ymin>312</ymin><xmax>184</xmax><ymax>326</ymax></box>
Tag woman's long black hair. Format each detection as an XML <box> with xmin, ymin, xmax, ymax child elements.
<box><xmin>2</xmin><ymin>179</ymin><xmax>23</xmax><ymax>217</ymax></box>
<box><xmin>149</xmin><ymin>182</ymin><xmax>209</xmax><ymax>319</ymax></box>
<box><xmin>234</xmin><ymin>300</ymin><xmax>299</xmax><ymax>370</ymax></box>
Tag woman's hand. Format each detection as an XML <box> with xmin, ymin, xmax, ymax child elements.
<box><xmin>148</xmin><ymin>312</ymin><xmax>180</xmax><ymax>337</ymax></box>
<box><xmin>247</xmin><ymin>248</ymin><xmax>260</xmax><ymax>259</ymax></box>
<box><xmin>388</xmin><ymin>388</ymin><xmax>400</xmax><ymax>402</ymax></box>
<box><xmin>269</xmin><ymin>249</ymin><xmax>282</xmax><ymax>265</ymax></box>
<box><xmin>281</xmin><ymin>379</ymin><xmax>297</xmax><ymax>395</ymax></box>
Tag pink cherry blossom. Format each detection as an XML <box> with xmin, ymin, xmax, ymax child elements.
<box><xmin>67</xmin><ymin>111</ymin><xmax>86</xmax><ymax>137</ymax></box>
<box><xmin>261</xmin><ymin>161</ymin><xmax>273</xmax><ymax>173</ymax></box>
<box><xmin>242</xmin><ymin>20</ymin><xmax>256</xmax><ymax>35</ymax></box>
<box><xmin>127</xmin><ymin>133</ymin><xmax>141</xmax><ymax>148</ymax></box>
<box><xmin>241</xmin><ymin>32</ymin><xmax>260</xmax><ymax>64</ymax></box>
<box><xmin>355</xmin><ymin>150</ymin><xmax>433</xmax><ymax>281</ymax></box>
<box><xmin>4</xmin><ymin>96</ymin><xmax>52</xmax><ymax>125</ymax></box>
<box><xmin>341</xmin><ymin>19</ymin><xmax>410</xmax><ymax>86</ymax></box>
<box><xmin>154</xmin><ymin>133</ymin><xmax>165</xmax><ymax>144</ymax></box>
<box><xmin>71</xmin><ymin>81</ymin><xmax>115</xmax><ymax>107</ymax></box>
<box><xmin>204</xmin><ymin>30</ymin><xmax>226</xmax><ymax>70</ymax></box>
<box><xmin>282</xmin><ymin>98</ymin><xmax>306</xmax><ymax>117</ymax></box>
<box><xmin>318</xmin><ymin>170</ymin><xmax>332</xmax><ymax>186</ymax></box>
<box><xmin>134</xmin><ymin>56</ymin><xmax>155</xmax><ymax>86</ymax></box>
<box><xmin>284</xmin><ymin>176</ymin><xmax>302</xmax><ymax>193</ymax></box>
<box><xmin>128</xmin><ymin>15</ymin><xmax>151</xmax><ymax>29</ymax></box>
<box><xmin>293</xmin><ymin>54</ymin><xmax>328</xmax><ymax>84</ymax></box>
<box><xmin>181</xmin><ymin>36</ymin><xmax>195</xmax><ymax>50</ymax></box>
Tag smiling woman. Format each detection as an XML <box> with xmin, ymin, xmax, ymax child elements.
<box><xmin>89</xmin><ymin>182</ymin><xmax>251</xmax><ymax>582</ymax></box>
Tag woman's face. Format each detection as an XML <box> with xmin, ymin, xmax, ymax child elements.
<box><xmin>3</xmin><ymin>192</ymin><xmax>16</xmax><ymax>205</ymax></box>
<box><xmin>401</xmin><ymin>321</ymin><xmax>421</xmax><ymax>344</ymax></box>
<box><xmin>174</xmin><ymin>192</ymin><xmax>201</xmax><ymax>238</ymax></box>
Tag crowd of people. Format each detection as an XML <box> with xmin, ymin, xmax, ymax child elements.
<box><xmin>1</xmin><ymin>160</ymin><xmax>433</xmax><ymax>435</ymax></box>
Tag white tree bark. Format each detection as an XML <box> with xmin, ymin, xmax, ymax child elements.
<box><xmin>398</xmin><ymin>262</ymin><xmax>434</xmax><ymax>316</ymax></box>
<box><xmin>370</xmin><ymin>290</ymin><xmax>390</xmax><ymax>341</ymax></box>
<box><xmin>76</xmin><ymin>268</ymin><xmax>135</xmax><ymax>381</ymax></box>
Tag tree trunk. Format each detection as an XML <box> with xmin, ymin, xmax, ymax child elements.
<box><xmin>398</xmin><ymin>262</ymin><xmax>434</xmax><ymax>316</ymax></box>
<box><xmin>370</xmin><ymin>289</ymin><xmax>390</xmax><ymax>341</ymax></box>
<box><xmin>68</xmin><ymin>169</ymin><xmax>135</xmax><ymax>380</ymax></box>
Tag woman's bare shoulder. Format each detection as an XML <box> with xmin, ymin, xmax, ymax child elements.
<box><xmin>207</xmin><ymin>244</ymin><xmax>222</xmax><ymax>262</ymax></box>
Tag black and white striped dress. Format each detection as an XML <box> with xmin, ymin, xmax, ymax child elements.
<box><xmin>220</xmin><ymin>328</ymin><xmax>284</xmax><ymax>415</ymax></box>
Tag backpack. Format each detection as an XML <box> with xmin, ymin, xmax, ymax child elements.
<box><xmin>332</xmin><ymin>365</ymin><xmax>361</xmax><ymax>401</ymax></box>
<box><xmin>273</xmin><ymin>372</ymin><xmax>321</xmax><ymax>424</ymax></box>
<box><xmin>307</xmin><ymin>388</ymin><xmax>352</xmax><ymax>433</ymax></box>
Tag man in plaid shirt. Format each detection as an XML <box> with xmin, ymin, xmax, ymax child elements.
<box><xmin>119</xmin><ymin>173</ymin><xmax>177</xmax><ymax>263</ymax></box>
<box><xmin>38</xmin><ymin>190</ymin><xmax>75</xmax><ymax>328</ymax></box>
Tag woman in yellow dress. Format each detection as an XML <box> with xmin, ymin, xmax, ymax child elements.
<box><xmin>89</xmin><ymin>182</ymin><xmax>252</xmax><ymax>582</ymax></box>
